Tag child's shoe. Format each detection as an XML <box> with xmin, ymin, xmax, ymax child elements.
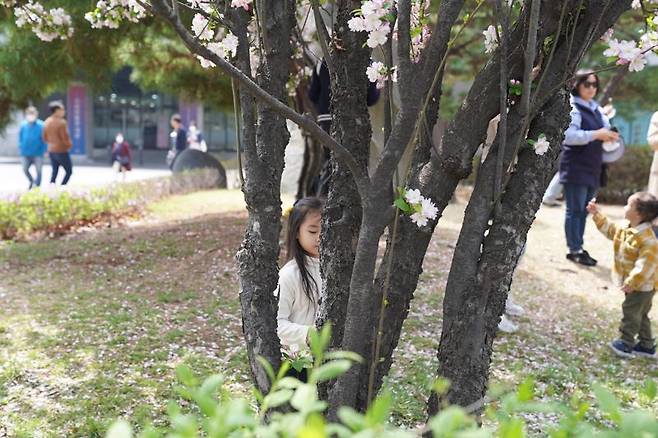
<box><xmin>498</xmin><ymin>314</ymin><xmax>518</xmax><ymax>333</ymax></box>
<box><xmin>632</xmin><ymin>343</ymin><xmax>658</xmax><ymax>359</ymax></box>
<box><xmin>609</xmin><ymin>339</ymin><xmax>634</xmax><ymax>358</ymax></box>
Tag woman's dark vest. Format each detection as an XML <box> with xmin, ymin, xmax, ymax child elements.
<box><xmin>559</xmin><ymin>102</ymin><xmax>604</xmax><ymax>189</ymax></box>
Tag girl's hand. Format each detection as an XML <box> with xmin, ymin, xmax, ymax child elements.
<box><xmin>586</xmin><ymin>199</ymin><xmax>599</xmax><ymax>215</ymax></box>
<box><xmin>621</xmin><ymin>284</ymin><xmax>632</xmax><ymax>294</ymax></box>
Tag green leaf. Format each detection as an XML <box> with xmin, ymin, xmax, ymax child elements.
<box><xmin>324</xmin><ymin>351</ymin><xmax>363</xmax><ymax>363</ymax></box>
<box><xmin>175</xmin><ymin>365</ymin><xmax>197</xmax><ymax>387</ymax></box>
<box><xmin>643</xmin><ymin>379</ymin><xmax>657</xmax><ymax>400</ymax></box>
<box><xmin>106</xmin><ymin>420</ymin><xmax>133</xmax><ymax>438</ymax></box>
<box><xmin>394</xmin><ymin>197</ymin><xmax>412</xmax><ymax>213</ymax></box>
<box><xmin>309</xmin><ymin>327</ymin><xmax>323</xmax><ymax>363</ymax></box>
<box><xmin>593</xmin><ymin>383</ymin><xmax>622</xmax><ymax>424</ymax></box>
<box><xmin>263</xmin><ymin>388</ymin><xmax>294</xmax><ymax>410</ymax></box>
<box><xmin>337</xmin><ymin>407</ymin><xmax>367</xmax><ymax>431</ymax></box>
<box><xmin>432</xmin><ymin>378</ymin><xmax>451</xmax><ymax>396</ymax></box>
<box><xmin>309</xmin><ymin>360</ymin><xmax>352</xmax><ymax>383</ymax></box>
<box><xmin>517</xmin><ymin>378</ymin><xmax>534</xmax><ymax>402</ymax></box>
<box><xmin>255</xmin><ymin>356</ymin><xmax>276</xmax><ymax>384</ymax></box>
<box><xmin>199</xmin><ymin>374</ymin><xmax>224</xmax><ymax>398</ymax></box>
<box><xmin>291</xmin><ymin>383</ymin><xmax>318</xmax><ymax>411</ymax></box>
<box><xmin>499</xmin><ymin>417</ymin><xmax>525</xmax><ymax>438</ymax></box>
<box><xmin>428</xmin><ymin>406</ymin><xmax>474</xmax><ymax>435</ymax></box>
<box><xmin>365</xmin><ymin>391</ymin><xmax>392</xmax><ymax>426</ymax></box>
<box><xmin>526</xmin><ymin>139</ymin><xmax>536</xmax><ymax>146</ymax></box>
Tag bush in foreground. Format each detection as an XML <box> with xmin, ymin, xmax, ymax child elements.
<box><xmin>0</xmin><ymin>169</ymin><xmax>222</xmax><ymax>239</ymax></box>
<box><xmin>107</xmin><ymin>326</ymin><xmax>658</xmax><ymax>437</ymax></box>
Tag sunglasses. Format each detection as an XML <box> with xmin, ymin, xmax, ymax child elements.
<box><xmin>581</xmin><ymin>80</ymin><xmax>598</xmax><ymax>89</ymax></box>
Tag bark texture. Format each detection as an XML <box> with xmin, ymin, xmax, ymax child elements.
<box><xmin>316</xmin><ymin>0</ymin><xmax>372</xmax><ymax>349</ymax></box>
<box><xmin>430</xmin><ymin>0</ymin><xmax>632</xmax><ymax>411</ymax></box>
<box><xmin>429</xmin><ymin>90</ymin><xmax>571</xmax><ymax>412</ymax></box>
<box><xmin>233</xmin><ymin>0</ymin><xmax>295</xmax><ymax>394</ymax></box>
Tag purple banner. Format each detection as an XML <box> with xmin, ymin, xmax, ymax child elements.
<box><xmin>67</xmin><ymin>85</ymin><xmax>86</xmax><ymax>155</ymax></box>
<box><xmin>179</xmin><ymin>100</ymin><xmax>199</xmax><ymax>129</ymax></box>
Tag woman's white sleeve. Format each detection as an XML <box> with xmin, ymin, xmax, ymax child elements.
<box><xmin>276</xmin><ymin>272</ymin><xmax>310</xmax><ymax>347</ymax></box>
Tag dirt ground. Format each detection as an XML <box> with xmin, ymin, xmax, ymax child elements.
<box><xmin>1</xmin><ymin>189</ymin><xmax>657</xmax><ymax>436</ymax></box>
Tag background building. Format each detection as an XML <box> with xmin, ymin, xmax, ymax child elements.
<box><xmin>0</xmin><ymin>67</ymin><xmax>237</xmax><ymax>165</ymax></box>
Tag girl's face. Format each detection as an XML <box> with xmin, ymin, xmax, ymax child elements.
<box><xmin>577</xmin><ymin>75</ymin><xmax>598</xmax><ymax>101</ymax></box>
<box><xmin>624</xmin><ymin>195</ymin><xmax>643</xmax><ymax>225</ymax></box>
<box><xmin>297</xmin><ymin>210</ymin><xmax>321</xmax><ymax>258</ymax></box>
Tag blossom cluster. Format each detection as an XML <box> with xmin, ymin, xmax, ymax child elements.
<box><xmin>632</xmin><ymin>0</ymin><xmax>658</xmax><ymax>9</ymax></box>
<box><xmin>12</xmin><ymin>2</ymin><xmax>73</xmax><ymax>41</ymax></box>
<box><xmin>409</xmin><ymin>1</ymin><xmax>431</xmax><ymax>63</ymax></box>
<box><xmin>188</xmin><ymin>8</ymin><xmax>240</xmax><ymax>68</ymax></box>
<box><xmin>483</xmin><ymin>25</ymin><xmax>498</xmax><ymax>54</ymax></box>
<box><xmin>397</xmin><ymin>188</ymin><xmax>438</xmax><ymax>228</ymax></box>
<box><xmin>530</xmin><ymin>134</ymin><xmax>550</xmax><ymax>156</ymax></box>
<box><xmin>366</xmin><ymin>61</ymin><xmax>397</xmax><ymax>89</ymax></box>
<box><xmin>85</xmin><ymin>0</ymin><xmax>147</xmax><ymax>29</ymax></box>
<box><xmin>230</xmin><ymin>0</ymin><xmax>252</xmax><ymax>10</ymax></box>
<box><xmin>347</xmin><ymin>0</ymin><xmax>394</xmax><ymax>49</ymax></box>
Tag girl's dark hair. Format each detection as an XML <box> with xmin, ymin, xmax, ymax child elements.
<box><xmin>631</xmin><ymin>192</ymin><xmax>658</xmax><ymax>223</ymax></box>
<box><xmin>285</xmin><ymin>197</ymin><xmax>324</xmax><ymax>303</ymax></box>
<box><xmin>571</xmin><ymin>70</ymin><xmax>600</xmax><ymax>97</ymax></box>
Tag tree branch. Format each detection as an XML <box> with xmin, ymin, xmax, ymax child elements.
<box><xmin>149</xmin><ymin>0</ymin><xmax>371</xmax><ymax>194</ymax></box>
<box><xmin>396</xmin><ymin>0</ymin><xmax>412</xmax><ymax>99</ymax></box>
<box><xmin>311</xmin><ymin>0</ymin><xmax>334</xmax><ymax>76</ymax></box>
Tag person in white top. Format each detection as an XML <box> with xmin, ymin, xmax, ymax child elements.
<box><xmin>275</xmin><ymin>197</ymin><xmax>323</xmax><ymax>379</ymax></box>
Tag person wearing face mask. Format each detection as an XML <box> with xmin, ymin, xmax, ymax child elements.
<box><xmin>111</xmin><ymin>133</ymin><xmax>132</xmax><ymax>181</ymax></box>
<box><xmin>18</xmin><ymin>106</ymin><xmax>47</xmax><ymax>190</ymax></box>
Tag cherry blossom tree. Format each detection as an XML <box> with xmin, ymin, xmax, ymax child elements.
<box><xmin>4</xmin><ymin>0</ymin><xmax>658</xmax><ymax>420</ymax></box>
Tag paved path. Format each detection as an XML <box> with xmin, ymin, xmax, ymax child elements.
<box><xmin>0</xmin><ymin>158</ymin><xmax>170</xmax><ymax>195</ymax></box>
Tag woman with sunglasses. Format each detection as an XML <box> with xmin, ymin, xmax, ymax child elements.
<box><xmin>559</xmin><ymin>70</ymin><xmax>619</xmax><ymax>267</ymax></box>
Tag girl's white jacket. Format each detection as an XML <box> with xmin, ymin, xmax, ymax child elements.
<box><xmin>274</xmin><ymin>256</ymin><xmax>322</xmax><ymax>353</ymax></box>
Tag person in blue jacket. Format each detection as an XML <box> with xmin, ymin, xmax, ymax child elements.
<box><xmin>18</xmin><ymin>106</ymin><xmax>48</xmax><ymax>189</ymax></box>
<box><xmin>559</xmin><ymin>71</ymin><xmax>620</xmax><ymax>266</ymax></box>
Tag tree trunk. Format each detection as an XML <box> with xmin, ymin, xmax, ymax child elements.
<box><xmin>316</xmin><ymin>0</ymin><xmax>372</xmax><ymax>350</ymax></box>
<box><xmin>429</xmin><ymin>0</ymin><xmax>632</xmax><ymax>411</ymax></box>
<box><xmin>365</xmin><ymin>3</ymin><xmax>534</xmax><ymax>398</ymax></box>
<box><xmin>429</xmin><ymin>90</ymin><xmax>571</xmax><ymax>411</ymax></box>
<box><xmin>233</xmin><ymin>0</ymin><xmax>295</xmax><ymax>394</ymax></box>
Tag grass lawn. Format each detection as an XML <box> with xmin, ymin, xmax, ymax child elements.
<box><xmin>1</xmin><ymin>189</ymin><xmax>658</xmax><ymax>436</ymax></box>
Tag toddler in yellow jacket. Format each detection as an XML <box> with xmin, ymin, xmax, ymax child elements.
<box><xmin>587</xmin><ymin>192</ymin><xmax>658</xmax><ymax>359</ymax></box>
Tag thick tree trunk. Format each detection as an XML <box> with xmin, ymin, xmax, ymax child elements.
<box><xmin>316</xmin><ymin>0</ymin><xmax>372</xmax><ymax>349</ymax></box>
<box><xmin>429</xmin><ymin>1</ymin><xmax>632</xmax><ymax>411</ymax></box>
<box><xmin>365</xmin><ymin>2</ymin><xmax>534</xmax><ymax>398</ymax></box>
<box><xmin>233</xmin><ymin>0</ymin><xmax>295</xmax><ymax>394</ymax></box>
<box><xmin>429</xmin><ymin>90</ymin><xmax>570</xmax><ymax>411</ymax></box>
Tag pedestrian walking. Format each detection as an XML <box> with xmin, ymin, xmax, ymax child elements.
<box><xmin>559</xmin><ymin>71</ymin><xmax>619</xmax><ymax>266</ymax></box>
<box><xmin>18</xmin><ymin>106</ymin><xmax>47</xmax><ymax>190</ymax></box>
<box><xmin>111</xmin><ymin>133</ymin><xmax>132</xmax><ymax>181</ymax></box>
<box><xmin>166</xmin><ymin>114</ymin><xmax>187</xmax><ymax>169</ymax></box>
<box><xmin>42</xmin><ymin>101</ymin><xmax>73</xmax><ymax>185</ymax></box>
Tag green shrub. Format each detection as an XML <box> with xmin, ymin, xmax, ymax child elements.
<box><xmin>107</xmin><ymin>325</ymin><xmax>658</xmax><ymax>437</ymax></box>
<box><xmin>597</xmin><ymin>146</ymin><xmax>653</xmax><ymax>205</ymax></box>
<box><xmin>0</xmin><ymin>169</ymin><xmax>222</xmax><ymax>239</ymax></box>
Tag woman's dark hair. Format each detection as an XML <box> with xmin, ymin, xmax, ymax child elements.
<box><xmin>285</xmin><ymin>197</ymin><xmax>324</xmax><ymax>303</ymax></box>
<box><xmin>631</xmin><ymin>192</ymin><xmax>658</xmax><ymax>223</ymax></box>
<box><xmin>571</xmin><ymin>70</ymin><xmax>600</xmax><ymax>97</ymax></box>
<box><xmin>170</xmin><ymin>114</ymin><xmax>182</xmax><ymax>123</ymax></box>
<box><xmin>49</xmin><ymin>100</ymin><xmax>64</xmax><ymax>114</ymax></box>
